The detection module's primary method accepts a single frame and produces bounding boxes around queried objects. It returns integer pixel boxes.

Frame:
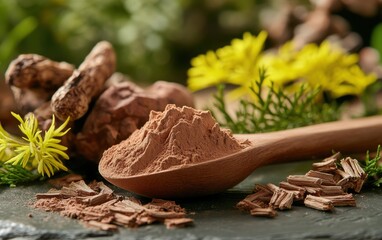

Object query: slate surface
[1,160,382,240]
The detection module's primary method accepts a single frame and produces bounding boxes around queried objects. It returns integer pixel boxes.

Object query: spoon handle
[238,115,382,165]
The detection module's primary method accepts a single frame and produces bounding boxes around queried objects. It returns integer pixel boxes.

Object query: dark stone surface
[1,160,382,240]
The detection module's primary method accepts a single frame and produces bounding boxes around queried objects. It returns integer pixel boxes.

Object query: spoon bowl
[99,116,382,198]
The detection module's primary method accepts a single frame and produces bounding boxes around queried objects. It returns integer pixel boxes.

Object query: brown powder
[99,104,249,177]
[33,180,193,231]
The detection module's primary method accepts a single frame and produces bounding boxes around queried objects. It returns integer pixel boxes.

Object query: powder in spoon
[99,104,250,177]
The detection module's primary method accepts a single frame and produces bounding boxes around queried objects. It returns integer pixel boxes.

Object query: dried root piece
[5,54,75,114]
[304,195,334,211]
[51,41,116,120]
[5,54,74,89]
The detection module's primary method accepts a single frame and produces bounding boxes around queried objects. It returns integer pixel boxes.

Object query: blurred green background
[1,0,381,85]
[0,0,273,84]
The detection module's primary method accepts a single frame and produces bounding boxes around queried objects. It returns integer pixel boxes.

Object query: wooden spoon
[99,116,382,199]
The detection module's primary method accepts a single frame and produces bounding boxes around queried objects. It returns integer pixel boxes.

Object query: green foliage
[0,162,41,187]
[0,112,70,180]
[0,0,266,83]
[211,68,340,133]
[363,145,382,187]
[0,16,37,68]
[371,23,382,64]
[360,81,382,116]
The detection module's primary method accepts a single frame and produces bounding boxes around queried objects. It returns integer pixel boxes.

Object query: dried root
[5,54,74,113]
[5,54,74,89]
[51,41,116,120]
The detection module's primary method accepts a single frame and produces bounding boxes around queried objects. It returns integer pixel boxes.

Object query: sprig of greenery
[211,68,340,133]
[0,162,41,187]
[363,145,382,187]
[0,113,70,185]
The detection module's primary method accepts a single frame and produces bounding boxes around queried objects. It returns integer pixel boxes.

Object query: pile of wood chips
[237,153,367,217]
[33,180,193,231]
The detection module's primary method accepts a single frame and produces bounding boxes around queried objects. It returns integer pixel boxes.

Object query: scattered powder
[33,180,193,231]
[99,104,250,177]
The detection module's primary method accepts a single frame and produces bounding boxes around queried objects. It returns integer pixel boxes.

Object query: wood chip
[340,157,367,193]
[164,218,194,229]
[341,157,357,177]
[304,186,322,195]
[305,170,337,185]
[320,185,346,196]
[287,175,323,187]
[264,183,279,193]
[35,191,63,199]
[279,181,306,201]
[304,195,334,211]
[108,205,138,216]
[238,152,365,219]
[269,189,294,210]
[335,169,351,179]
[312,152,340,172]
[90,181,114,195]
[145,198,186,214]
[145,209,186,219]
[250,207,278,218]
[338,180,356,192]
[322,194,356,207]
[61,180,97,197]
[135,212,158,225]
[76,192,113,206]
[243,191,272,203]
[236,199,268,211]
[113,212,138,227]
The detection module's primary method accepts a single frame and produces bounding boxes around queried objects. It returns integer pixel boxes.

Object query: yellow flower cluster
[0,113,70,177]
[187,31,377,99]
[188,31,268,98]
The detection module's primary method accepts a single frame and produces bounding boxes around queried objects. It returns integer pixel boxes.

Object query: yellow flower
[259,42,299,85]
[187,31,268,95]
[187,51,228,91]
[2,113,70,177]
[187,31,377,100]
[263,41,377,98]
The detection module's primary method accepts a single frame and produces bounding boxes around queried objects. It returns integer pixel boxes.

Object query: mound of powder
[99,104,250,177]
